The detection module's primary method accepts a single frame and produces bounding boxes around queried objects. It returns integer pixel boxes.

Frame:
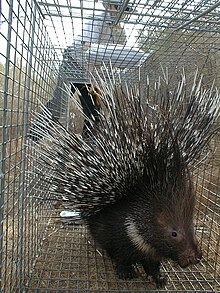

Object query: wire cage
[0,0,220,292]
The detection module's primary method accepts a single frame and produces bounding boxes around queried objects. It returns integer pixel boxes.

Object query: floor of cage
[25,213,219,293]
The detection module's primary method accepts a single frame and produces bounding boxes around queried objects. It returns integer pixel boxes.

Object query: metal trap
[0,0,219,292]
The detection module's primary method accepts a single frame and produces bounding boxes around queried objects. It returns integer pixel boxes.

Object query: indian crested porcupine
[30,68,219,288]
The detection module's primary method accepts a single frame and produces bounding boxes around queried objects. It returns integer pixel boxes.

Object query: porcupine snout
[178,239,202,268]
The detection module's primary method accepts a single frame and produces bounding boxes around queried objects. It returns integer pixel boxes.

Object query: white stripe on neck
[125,217,154,255]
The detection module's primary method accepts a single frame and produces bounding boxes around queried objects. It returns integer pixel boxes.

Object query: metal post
[18,1,37,290]
[0,0,14,291]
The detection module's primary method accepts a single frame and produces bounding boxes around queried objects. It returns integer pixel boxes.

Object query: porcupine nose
[179,246,202,268]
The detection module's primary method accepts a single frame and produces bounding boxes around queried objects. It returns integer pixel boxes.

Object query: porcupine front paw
[148,273,167,288]
[141,259,167,288]
[115,263,137,280]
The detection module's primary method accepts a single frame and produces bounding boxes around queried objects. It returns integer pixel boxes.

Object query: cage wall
[0,0,60,291]
[0,0,220,292]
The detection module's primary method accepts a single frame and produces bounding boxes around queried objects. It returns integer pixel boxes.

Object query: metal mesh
[0,0,219,292]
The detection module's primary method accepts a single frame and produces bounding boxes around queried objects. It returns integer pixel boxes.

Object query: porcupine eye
[172,231,178,237]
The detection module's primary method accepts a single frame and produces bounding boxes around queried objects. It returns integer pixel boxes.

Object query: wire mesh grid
[25,210,218,292]
[0,0,219,292]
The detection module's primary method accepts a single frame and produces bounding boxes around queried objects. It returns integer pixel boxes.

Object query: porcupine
[31,68,219,288]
